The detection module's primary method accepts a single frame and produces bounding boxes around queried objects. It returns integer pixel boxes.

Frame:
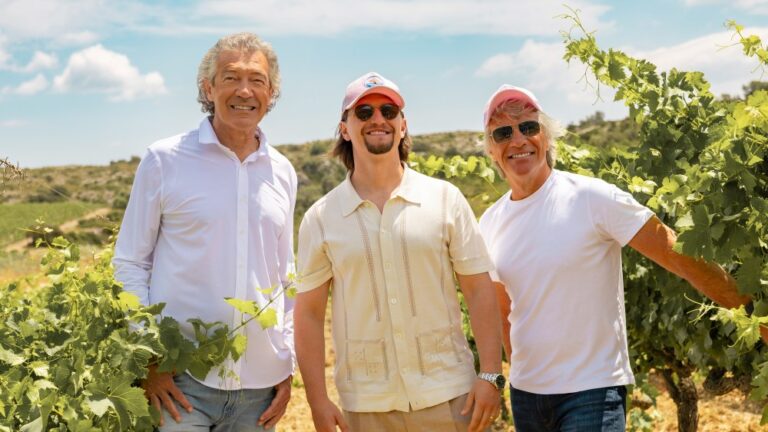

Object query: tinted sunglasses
[491,120,541,143]
[353,103,401,121]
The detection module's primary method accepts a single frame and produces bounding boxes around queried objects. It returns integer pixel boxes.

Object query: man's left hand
[259,375,292,429]
[461,378,501,432]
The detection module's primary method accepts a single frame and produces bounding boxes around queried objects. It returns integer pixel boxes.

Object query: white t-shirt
[478,170,653,394]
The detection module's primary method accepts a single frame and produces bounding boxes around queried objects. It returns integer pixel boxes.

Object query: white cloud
[683,0,768,14]
[54,31,100,47]
[0,0,611,40]
[0,49,57,73]
[1,74,48,95]
[0,119,28,127]
[13,74,48,95]
[19,51,58,72]
[474,26,768,125]
[475,39,614,106]
[195,0,613,36]
[0,0,109,41]
[634,27,768,97]
[53,45,167,101]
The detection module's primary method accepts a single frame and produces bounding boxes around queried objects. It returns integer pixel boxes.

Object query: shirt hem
[339,380,472,412]
[510,374,635,395]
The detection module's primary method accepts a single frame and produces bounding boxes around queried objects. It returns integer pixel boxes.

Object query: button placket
[231,162,250,383]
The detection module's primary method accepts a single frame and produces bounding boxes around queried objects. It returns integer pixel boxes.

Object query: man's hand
[309,396,349,432]
[461,379,501,432]
[259,375,292,429]
[142,364,192,426]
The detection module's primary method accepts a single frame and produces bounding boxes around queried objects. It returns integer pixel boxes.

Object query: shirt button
[390,298,397,305]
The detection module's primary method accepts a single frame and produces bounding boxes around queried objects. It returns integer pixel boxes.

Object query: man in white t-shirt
[477,85,758,431]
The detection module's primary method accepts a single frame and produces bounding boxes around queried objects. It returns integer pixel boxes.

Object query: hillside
[0,119,639,250]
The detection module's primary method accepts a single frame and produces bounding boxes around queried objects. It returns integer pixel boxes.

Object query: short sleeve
[589,181,654,246]
[478,204,502,283]
[447,186,495,275]
[296,206,333,292]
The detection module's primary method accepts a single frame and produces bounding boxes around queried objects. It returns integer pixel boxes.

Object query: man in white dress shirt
[113,33,297,431]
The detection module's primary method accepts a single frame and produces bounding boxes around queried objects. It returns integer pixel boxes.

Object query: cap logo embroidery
[364,75,383,88]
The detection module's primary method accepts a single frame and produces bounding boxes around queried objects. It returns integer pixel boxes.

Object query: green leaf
[19,417,42,432]
[87,376,149,429]
[256,308,278,329]
[29,361,49,378]
[230,334,248,362]
[0,346,25,366]
[117,291,141,310]
[736,257,763,295]
[86,398,114,417]
[224,298,260,317]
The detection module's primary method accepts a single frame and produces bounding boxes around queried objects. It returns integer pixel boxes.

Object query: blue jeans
[160,373,276,432]
[510,385,626,432]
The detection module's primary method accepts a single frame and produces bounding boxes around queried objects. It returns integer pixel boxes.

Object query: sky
[1,0,767,168]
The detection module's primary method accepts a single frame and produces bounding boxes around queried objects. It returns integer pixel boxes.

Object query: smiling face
[487,110,551,196]
[340,93,407,158]
[203,49,273,135]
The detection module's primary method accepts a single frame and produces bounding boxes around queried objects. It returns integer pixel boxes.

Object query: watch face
[495,375,506,389]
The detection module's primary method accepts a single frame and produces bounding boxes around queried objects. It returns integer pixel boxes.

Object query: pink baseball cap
[483,85,542,127]
[341,71,405,114]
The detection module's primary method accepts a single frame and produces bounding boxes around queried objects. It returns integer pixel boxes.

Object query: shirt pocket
[345,338,389,382]
[415,326,466,375]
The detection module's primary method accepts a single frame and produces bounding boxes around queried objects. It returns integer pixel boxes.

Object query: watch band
[478,372,505,390]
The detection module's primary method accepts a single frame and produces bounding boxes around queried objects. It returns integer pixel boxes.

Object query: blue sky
[1,0,767,168]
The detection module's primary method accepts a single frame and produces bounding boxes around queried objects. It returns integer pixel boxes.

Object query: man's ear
[203,79,214,102]
[340,121,351,141]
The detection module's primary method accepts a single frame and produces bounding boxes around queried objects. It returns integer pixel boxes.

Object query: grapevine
[0,237,283,431]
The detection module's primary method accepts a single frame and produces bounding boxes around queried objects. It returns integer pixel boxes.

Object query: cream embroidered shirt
[297,167,494,412]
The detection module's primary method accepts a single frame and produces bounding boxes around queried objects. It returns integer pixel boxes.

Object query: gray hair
[483,100,564,173]
[196,32,281,114]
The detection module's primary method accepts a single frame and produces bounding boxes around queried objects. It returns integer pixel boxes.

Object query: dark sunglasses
[491,120,541,143]
[353,103,401,121]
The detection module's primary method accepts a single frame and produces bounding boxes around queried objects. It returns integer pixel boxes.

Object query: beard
[363,135,395,155]
[364,137,396,155]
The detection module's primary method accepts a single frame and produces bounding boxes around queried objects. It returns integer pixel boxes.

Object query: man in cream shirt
[294,72,504,432]
[113,33,296,431]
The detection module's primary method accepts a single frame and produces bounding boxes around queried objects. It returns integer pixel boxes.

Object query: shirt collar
[339,165,422,217]
[197,117,270,160]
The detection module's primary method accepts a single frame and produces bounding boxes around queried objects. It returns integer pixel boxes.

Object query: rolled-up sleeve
[447,187,495,276]
[113,149,163,306]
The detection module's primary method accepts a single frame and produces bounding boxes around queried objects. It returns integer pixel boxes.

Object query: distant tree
[1,157,24,193]
[743,80,768,97]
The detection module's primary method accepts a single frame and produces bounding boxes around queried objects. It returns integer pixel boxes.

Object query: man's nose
[235,80,253,98]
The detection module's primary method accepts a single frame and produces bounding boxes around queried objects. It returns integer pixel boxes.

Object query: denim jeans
[160,373,276,432]
[510,385,626,432]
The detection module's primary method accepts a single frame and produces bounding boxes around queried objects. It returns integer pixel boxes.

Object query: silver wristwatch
[478,372,506,391]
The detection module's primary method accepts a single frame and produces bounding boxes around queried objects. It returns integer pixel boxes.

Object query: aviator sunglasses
[353,103,401,121]
[491,120,541,143]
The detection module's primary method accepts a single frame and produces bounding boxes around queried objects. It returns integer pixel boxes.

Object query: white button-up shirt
[114,117,297,390]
